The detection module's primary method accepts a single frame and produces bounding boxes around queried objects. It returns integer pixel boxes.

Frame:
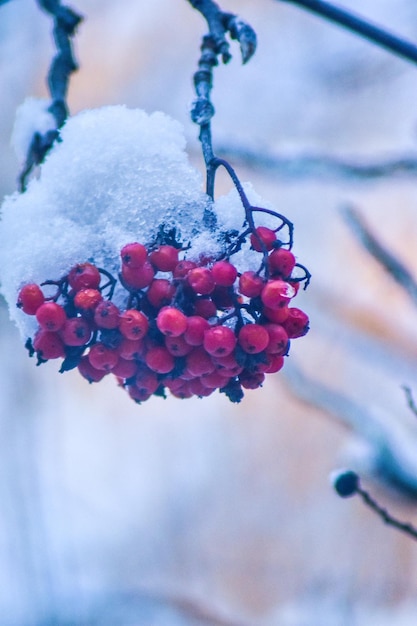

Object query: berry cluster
[17,225,309,404]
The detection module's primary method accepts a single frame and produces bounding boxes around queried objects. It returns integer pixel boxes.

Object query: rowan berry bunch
[17,216,310,404]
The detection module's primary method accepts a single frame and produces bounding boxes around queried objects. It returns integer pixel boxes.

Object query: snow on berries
[1,106,311,404]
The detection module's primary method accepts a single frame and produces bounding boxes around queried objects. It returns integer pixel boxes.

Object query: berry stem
[357,485,417,541]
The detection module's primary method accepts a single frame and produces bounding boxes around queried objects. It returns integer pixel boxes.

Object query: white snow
[11,97,56,163]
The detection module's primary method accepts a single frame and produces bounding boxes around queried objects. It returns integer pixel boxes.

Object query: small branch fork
[333,470,417,542]
[19,0,82,192]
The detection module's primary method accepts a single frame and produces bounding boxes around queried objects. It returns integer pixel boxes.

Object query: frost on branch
[0,106,310,404]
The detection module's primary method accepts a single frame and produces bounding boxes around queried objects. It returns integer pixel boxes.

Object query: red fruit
[268,248,296,277]
[119,310,149,340]
[68,263,101,291]
[186,347,216,377]
[74,288,103,310]
[173,260,197,279]
[282,307,309,338]
[261,280,295,310]
[111,358,138,379]
[187,267,215,295]
[135,367,159,395]
[117,337,145,360]
[146,279,176,309]
[188,378,214,397]
[264,354,285,374]
[184,316,210,346]
[262,305,289,324]
[264,323,289,355]
[149,245,179,272]
[156,306,187,337]
[238,271,264,298]
[33,330,66,360]
[238,324,269,354]
[60,317,92,346]
[121,261,155,290]
[203,326,237,357]
[120,242,147,269]
[170,383,194,399]
[239,371,265,389]
[145,346,175,374]
[211,261,237,287]
[128,386,152,403]
[35,302,67,332]
[250,226,276,252]
[212,353,243,376]
[193,298,217,319]
[200,369,230,389]
[78,355,107,382]
[165,335,193,356]
[164,378,187,393]
[88,343,119,371]
[17,284,45,315]
[93,300,120,329]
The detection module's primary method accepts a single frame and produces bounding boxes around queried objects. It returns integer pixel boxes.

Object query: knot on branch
[191,97,215,125]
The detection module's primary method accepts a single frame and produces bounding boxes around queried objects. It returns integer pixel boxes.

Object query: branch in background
[19,1,82,192]
[343,206,417,307]
[216,144,417,181]
[403,386,417,418]
[332,470,417,541]
[278,0,417,66]
[187,0,256,223]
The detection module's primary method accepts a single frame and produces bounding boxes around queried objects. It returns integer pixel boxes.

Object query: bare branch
[343,206,417,307]
[277,0,417,66]
[403,386,417,418]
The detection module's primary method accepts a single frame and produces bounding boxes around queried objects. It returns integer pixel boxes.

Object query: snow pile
[0,105,278,337]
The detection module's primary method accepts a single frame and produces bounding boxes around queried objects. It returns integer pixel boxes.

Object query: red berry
[239,370,265,389]
[17,284,45,315]
[268,248,296,277]
[173,260,197,279]
[264,354,285,374]
[250,226,276,252]
[149,245,179,272]
[186,347,216,377]
[211,261,237,287]
[165,335,193,356]
[35,302,67,332]
[146,279,176,309]
[121,261,155,290]
[170,383,194,399]
[238,271,264,298]
[128,386,152,403]
[261,280,295,310]
[262,305,289,324]
[120,242,147,269]
[212,353,243,376]
[188,378,214,397]
[74,288,103,310]
[78,355,107,382]
[282,308,309,338]
[193,298,217,319]
[68,263,101,291]
[135,367,160,395]
[156,306,187,337]
[145,346,175,374]
[187,267,215,295]
[238,324,269,354]
[88,343,119,371]
[264,323,289,355]
[184,315,210,346]
[111,358,138,379]
[117,337,145,360]
[60,317,92,346]
[200,369,230,389]
[93,300,120,329]
[203,326,237,357]
[33,330,66,360]
[119,310,149,340]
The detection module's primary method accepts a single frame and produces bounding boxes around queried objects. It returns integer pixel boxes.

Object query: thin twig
[402,385,417,418]
[343,206,417,307]
[19,0,82,191]
[278,0,417,66]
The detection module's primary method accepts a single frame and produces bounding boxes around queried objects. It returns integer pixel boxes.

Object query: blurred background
[2,0,417,624]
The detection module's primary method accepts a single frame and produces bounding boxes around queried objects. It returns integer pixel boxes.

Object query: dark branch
[278,0,417,66]
[403,386,417,418]
[19,1,82,192]
[343,206,417,307]
[333,470,417,541]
